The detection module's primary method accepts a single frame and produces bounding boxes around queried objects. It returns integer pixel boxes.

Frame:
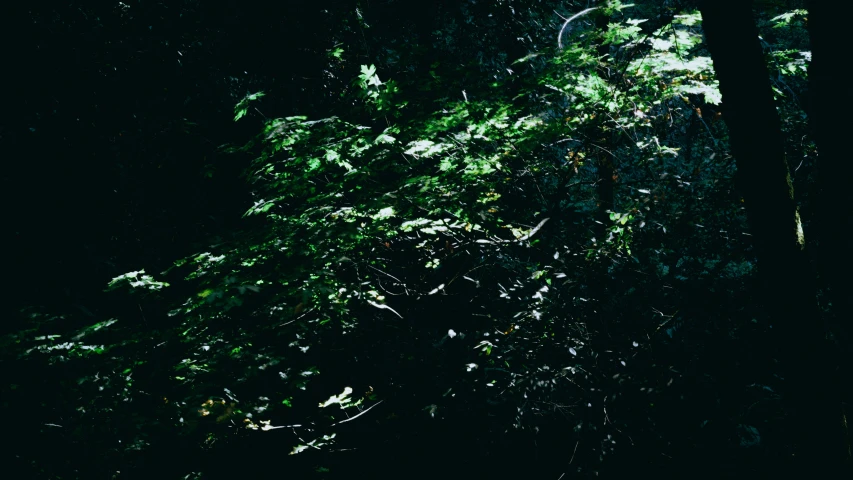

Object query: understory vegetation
[5,1,850,478]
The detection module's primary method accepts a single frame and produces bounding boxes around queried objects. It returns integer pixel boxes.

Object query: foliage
[3,1,824,478]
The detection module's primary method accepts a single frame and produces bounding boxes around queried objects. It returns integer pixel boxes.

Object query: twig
[277,308,313,328]
[367,264,405,286]
[367,300,403,319]
[334,400,384,425]
[476,218,550,244]
[557,7,599,49]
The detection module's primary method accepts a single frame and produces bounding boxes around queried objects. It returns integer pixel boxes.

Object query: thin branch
[475,218,550,244]
[557,7,599,49]
[366,264,405,286]
[589,142,618,159]
[367,300,403,318]
[517,217,550,242]
[334,400,384,425]
[549,137,580,147]
[277,308,313,328]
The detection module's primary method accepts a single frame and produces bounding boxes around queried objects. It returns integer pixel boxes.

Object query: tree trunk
[698,0,846,473]
[805,0,853,464]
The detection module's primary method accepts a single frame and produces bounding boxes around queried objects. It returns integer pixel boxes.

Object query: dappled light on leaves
[3,1,834,478]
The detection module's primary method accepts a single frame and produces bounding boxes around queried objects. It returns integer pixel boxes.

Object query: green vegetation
[4,1,851,478]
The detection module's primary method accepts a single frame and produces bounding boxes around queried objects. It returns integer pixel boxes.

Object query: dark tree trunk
[698,0,847,473]
[806,0,853,464]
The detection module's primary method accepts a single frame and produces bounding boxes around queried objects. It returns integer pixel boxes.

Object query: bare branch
[334,400,384,426]
[367,300,403,319]
[557,7,599,49]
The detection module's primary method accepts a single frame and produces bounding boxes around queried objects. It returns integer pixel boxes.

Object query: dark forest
[3,1,852,478]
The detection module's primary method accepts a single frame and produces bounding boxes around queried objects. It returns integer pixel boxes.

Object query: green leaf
[371,207,395,220]
[375,133,396,144]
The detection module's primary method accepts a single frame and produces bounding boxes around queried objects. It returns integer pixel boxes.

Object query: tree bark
[698,0,846,473]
